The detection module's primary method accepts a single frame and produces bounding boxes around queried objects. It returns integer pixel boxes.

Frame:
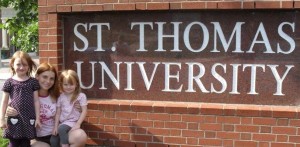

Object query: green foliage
[0,0,38,53]
[0,129,8,147]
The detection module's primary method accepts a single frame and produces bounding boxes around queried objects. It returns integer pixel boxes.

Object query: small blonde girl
[0,51,41,146]
[51,69,87,147]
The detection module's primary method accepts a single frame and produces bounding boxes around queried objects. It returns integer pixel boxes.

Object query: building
[0,7,16,67]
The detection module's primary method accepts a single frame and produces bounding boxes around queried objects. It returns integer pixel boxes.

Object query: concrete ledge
[87,99,300,118]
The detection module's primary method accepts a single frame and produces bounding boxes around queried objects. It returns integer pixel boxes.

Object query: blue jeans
[50,124,71,147]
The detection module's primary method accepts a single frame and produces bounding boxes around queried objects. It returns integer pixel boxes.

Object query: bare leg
[69,129,87,147]
[31,140,50,147]
[62,144,70,147]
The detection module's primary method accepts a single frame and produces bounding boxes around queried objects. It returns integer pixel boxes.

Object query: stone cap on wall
[38,1,298,14]
[87,99,299,118]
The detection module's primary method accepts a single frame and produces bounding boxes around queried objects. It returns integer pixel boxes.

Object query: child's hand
[6,106,18,117]
[70,124,81,132]
[35,119,41,128]
[0,119,7,129]
[52,127,58,136]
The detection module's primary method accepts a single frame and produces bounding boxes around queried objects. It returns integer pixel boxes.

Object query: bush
[0,0,38,53]
[0,129,8,147]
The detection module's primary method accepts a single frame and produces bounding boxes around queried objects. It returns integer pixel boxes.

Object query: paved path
[0,58,11,80]
[0,58,11,100]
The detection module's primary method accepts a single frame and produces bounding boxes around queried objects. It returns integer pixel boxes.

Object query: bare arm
[34,90,41,128]
[52,106,61,135]
[76,105,87,125]
[70,105,87,131]
[0,92,9,128]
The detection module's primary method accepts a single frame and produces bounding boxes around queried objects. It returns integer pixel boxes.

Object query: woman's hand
[6,106,18,117]
[35,119,41,128]
[74,101,82,112]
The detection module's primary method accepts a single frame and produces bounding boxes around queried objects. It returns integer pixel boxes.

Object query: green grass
[0,129,8,147]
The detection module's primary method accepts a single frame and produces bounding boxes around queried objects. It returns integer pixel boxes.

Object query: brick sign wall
[63,10,300,106]
[38,1,300,146]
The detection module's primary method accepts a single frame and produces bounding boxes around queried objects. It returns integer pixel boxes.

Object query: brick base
[83,100,300,147]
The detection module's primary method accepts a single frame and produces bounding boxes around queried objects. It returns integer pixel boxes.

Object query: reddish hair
[9,51,37,76]
[36,63,60,101]
[59,69,81,103]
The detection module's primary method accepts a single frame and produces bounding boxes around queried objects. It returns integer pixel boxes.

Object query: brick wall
[38,0,300,146]
[85,100,300,147]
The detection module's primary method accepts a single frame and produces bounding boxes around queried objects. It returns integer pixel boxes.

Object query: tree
[0,0,38,53]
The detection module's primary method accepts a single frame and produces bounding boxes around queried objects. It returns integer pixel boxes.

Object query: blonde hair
[59,69,81,103]
[36,63,60,102]
[10,51,37,76]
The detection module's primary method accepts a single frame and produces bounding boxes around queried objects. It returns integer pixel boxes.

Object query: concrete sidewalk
[0,55,39,80]
[0,58,12,80]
